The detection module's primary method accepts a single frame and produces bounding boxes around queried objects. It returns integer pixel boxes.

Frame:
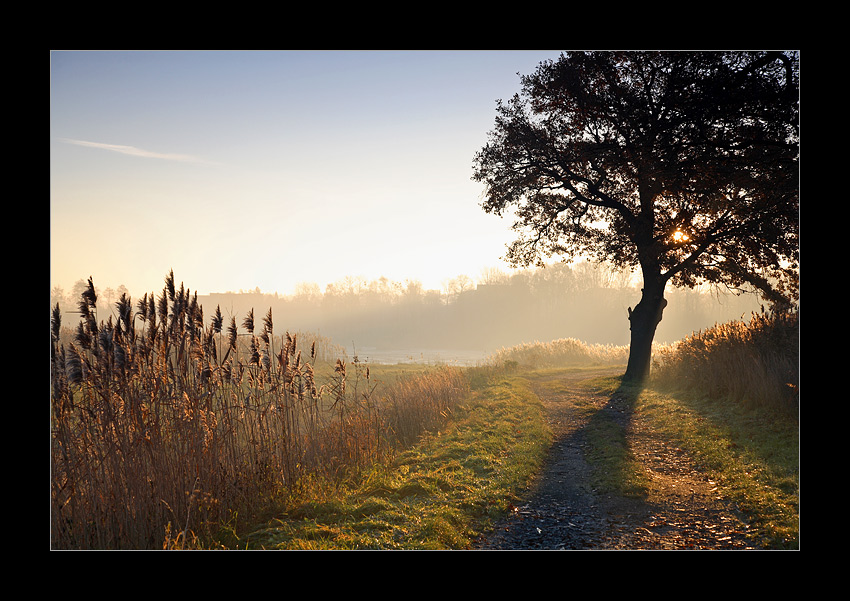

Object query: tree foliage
[472,51,799,308]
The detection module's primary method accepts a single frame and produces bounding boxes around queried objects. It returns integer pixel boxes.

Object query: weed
[487,337,629,369]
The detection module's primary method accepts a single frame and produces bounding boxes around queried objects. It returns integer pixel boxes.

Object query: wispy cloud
[60,138,212,164]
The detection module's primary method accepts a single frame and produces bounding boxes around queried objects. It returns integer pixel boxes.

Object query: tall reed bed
[50,272,468,549]
[651,309,799,414]
[486,337,630,369]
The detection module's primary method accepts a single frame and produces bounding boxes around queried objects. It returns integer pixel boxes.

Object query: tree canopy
[473,51,799,308]
[472,51,799,380]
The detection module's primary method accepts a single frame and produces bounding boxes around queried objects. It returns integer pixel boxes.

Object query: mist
[52,262,763,364]
[174,262,762,363]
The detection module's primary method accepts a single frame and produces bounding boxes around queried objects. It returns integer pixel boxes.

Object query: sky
[50,50,567,299]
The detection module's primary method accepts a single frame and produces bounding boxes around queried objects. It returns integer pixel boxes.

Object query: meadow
[50,273,469,549]
[50,271,798,549]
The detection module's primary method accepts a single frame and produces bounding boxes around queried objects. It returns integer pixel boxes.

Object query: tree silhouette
[473,51,799,381]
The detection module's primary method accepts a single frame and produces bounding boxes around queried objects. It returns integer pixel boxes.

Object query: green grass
[238,373,551,549]
[516,367,798,549]
[531,370,650,499]
[223,360,799,550]
[635,384,799,548]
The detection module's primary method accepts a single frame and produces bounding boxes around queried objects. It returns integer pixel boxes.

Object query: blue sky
[50,50,566,298]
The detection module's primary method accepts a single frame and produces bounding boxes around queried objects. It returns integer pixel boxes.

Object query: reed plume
[50,271,468,549]
[212,305,223,334]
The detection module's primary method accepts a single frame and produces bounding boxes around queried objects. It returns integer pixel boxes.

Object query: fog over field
[51,262,762,365]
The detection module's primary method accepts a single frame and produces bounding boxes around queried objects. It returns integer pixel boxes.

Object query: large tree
[473,51,799,382]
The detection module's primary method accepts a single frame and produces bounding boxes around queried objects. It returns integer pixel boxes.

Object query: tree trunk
[624,278,667,383]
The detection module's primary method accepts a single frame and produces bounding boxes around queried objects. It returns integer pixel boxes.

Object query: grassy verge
[237,373,551,549]
[584,377,652,499]
[532,370,650,499]
[584,374,798,549]
[641,386,798,548]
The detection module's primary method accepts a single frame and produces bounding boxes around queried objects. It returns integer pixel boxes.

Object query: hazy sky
[50,50,567,298]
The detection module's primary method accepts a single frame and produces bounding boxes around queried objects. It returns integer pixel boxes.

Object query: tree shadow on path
[476,368,758,550]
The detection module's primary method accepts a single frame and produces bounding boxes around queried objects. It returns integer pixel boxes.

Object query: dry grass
[243,373,551,549]
[50,272,468,549]
[486,337,629,369]
[651,309,799,415]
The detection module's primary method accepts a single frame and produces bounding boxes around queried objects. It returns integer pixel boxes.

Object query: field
[50,275,798,549]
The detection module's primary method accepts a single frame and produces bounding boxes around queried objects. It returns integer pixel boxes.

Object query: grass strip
[591,375,799,549]
[239,375,551,549]
[543,372,650,499]
[638,386,798,548]
[550,372,798,549]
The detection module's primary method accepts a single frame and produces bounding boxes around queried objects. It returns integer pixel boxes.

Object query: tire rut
[474,367,758,550]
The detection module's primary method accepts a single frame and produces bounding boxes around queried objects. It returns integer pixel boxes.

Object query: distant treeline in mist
[51,263,762,353]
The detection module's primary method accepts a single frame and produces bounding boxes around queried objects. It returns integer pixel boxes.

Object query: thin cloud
[60,138,212,164]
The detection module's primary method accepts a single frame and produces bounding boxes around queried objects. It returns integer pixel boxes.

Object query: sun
[672,230,690,243]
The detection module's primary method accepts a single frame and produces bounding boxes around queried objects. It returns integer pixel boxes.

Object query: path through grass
[240,373,550,549]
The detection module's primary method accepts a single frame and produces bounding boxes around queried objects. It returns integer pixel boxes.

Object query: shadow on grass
[579,375,650,499]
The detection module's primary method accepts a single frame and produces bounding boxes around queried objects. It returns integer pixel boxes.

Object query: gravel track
[474,368,758,550]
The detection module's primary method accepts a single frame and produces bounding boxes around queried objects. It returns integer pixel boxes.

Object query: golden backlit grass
[634,385,799,548]
[651,309,799,415]
[643,311,799,548]
[50,273,470,550]
[487,337,630,369]
[241,373,550,549]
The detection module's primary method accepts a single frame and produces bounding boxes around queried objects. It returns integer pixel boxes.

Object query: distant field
[350,348,488,366]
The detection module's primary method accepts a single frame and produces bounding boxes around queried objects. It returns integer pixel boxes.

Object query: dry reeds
[487,337,630,369]
[651,308,799,413]
[50,271,468,549]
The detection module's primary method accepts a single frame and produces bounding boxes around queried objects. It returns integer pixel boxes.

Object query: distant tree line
[53,262,762,353]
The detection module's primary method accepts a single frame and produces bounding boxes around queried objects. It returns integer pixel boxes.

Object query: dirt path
[475,367,759,550]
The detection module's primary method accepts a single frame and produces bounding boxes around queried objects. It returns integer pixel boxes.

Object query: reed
[486,337,630,369]
[50,271,468,549]
[651,308,799,414]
